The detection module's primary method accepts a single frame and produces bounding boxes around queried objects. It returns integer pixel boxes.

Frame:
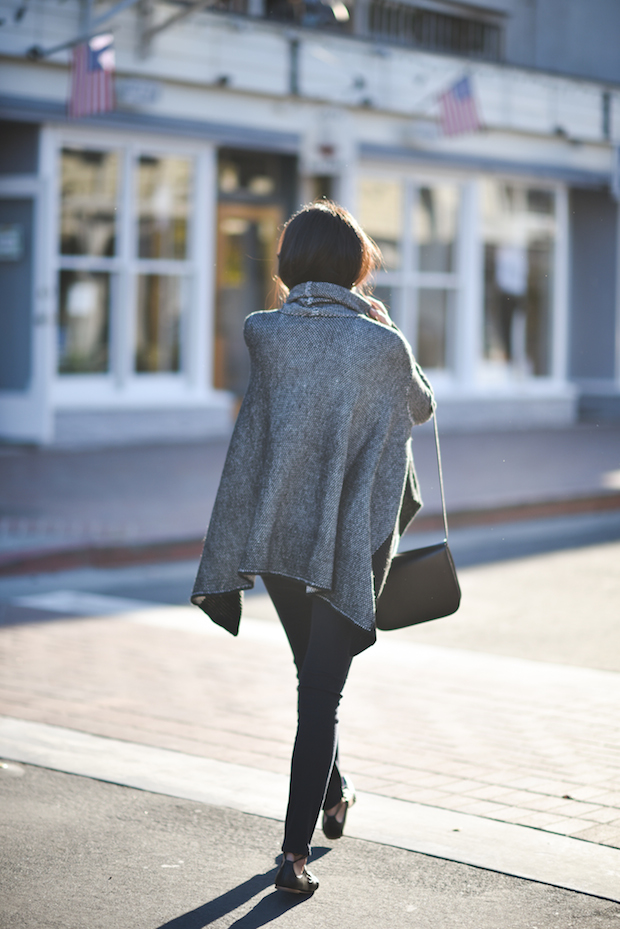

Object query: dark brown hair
[276,201,381,296]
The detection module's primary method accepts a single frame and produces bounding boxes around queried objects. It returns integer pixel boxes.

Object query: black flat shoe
[275,858,319,895]
[322,775,356,840]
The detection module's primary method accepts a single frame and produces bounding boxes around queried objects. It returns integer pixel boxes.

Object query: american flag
[68,33,115,119]
[438,76,481,137]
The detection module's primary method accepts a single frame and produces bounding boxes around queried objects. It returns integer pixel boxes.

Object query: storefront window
[58,270,110,373]
[481,181,555,378]
[60,148,118,256]
[418,289,454,369]
[57,143,195,381]
[358,178,403,270]
[414,186,459,273]
[137,156,191,260]
[359,176,460,372]
[135,274,183,372]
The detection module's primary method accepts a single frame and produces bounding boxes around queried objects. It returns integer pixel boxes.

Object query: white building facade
[1,0,619,444]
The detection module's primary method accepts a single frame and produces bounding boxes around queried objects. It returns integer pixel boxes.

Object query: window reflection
[135,275,183,372]
[418,288,453,369]
[358,179,403,270]
[482,182,555,377]
[215,207,280,395]
[58,271,110,373]
[137,156,191,260]
[414,186,459,272]
[60,148,118,256]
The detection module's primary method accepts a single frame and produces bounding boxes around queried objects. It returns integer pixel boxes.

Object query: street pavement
[4,761,620,929]
[1,422,620,925]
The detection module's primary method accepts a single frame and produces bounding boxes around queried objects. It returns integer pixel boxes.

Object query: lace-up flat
[322,775,356,840]
[274,857,319,895]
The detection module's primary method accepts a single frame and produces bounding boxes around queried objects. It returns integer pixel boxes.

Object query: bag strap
[432,413,450,541]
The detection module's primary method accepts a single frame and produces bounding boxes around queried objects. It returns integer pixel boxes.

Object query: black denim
[262,537,392,856]
[262,574,353,856]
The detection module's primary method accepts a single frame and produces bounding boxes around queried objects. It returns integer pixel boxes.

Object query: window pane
[414,185,459,272]
[60,148,118,256]
[135,275,183,372]
[418,288,454,369]
[137,156,192,259]
[358,179,403,270]
[482,182,555,377]
[58,271,110,373]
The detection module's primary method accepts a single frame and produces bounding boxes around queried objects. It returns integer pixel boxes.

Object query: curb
[410,490,620,532]
[1,491,619,577]
[2,716,620,904]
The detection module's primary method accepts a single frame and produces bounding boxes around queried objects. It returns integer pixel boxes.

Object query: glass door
[214,203,281,396]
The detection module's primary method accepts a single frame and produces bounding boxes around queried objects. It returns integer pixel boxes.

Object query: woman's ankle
[284,852,307,876]
[325,799,346,822]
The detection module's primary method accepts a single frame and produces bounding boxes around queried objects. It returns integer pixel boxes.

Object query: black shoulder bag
[376,415,461,630]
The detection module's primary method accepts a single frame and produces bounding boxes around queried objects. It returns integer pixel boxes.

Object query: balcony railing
[368,2,502,60]
[158,0,501,56]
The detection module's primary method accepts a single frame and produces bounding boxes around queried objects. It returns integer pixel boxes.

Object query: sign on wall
[0,224,23,261]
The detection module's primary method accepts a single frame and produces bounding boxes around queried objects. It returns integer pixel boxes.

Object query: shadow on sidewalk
[155,849,331,929]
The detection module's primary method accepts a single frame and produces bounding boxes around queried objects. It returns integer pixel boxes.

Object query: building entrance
[0,192,51,443]
[214,202,282,396]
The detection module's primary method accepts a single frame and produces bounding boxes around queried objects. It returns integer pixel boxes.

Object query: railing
[367,2,502,60]
[171,0,500,56]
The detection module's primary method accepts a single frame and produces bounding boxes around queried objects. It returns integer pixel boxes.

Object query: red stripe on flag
[439,78,481,137]
[68,40,115,119]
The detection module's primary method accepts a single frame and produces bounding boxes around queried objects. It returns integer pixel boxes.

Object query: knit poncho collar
[282,281,373,317]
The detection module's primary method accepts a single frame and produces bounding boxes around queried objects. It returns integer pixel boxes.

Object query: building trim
[0,94,300,155]
[359,142,611,188]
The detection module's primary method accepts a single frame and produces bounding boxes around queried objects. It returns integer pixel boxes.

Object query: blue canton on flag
[439,75,482,137]
[69,33,115,119]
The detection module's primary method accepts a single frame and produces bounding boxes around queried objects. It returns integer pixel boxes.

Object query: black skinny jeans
[263,575,353,856]
[262,539,392,857]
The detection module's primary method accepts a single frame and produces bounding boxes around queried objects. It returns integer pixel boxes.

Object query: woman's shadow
[154,848,331,929]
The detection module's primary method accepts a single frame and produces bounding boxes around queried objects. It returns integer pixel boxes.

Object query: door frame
[0,173,54,444]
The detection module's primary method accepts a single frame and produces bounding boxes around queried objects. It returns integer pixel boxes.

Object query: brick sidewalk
[1,541,619,853]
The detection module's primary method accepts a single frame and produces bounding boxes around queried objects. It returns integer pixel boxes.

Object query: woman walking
[192,201,434,895]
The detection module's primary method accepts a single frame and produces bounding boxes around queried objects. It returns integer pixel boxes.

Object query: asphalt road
[2,762,620,929]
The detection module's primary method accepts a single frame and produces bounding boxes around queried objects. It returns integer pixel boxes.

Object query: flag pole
[80,0,94,32]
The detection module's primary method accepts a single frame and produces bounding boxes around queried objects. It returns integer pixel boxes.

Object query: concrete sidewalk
[1,422,619,573]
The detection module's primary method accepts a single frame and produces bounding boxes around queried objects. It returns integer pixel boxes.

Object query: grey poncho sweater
[192,281,435,651]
